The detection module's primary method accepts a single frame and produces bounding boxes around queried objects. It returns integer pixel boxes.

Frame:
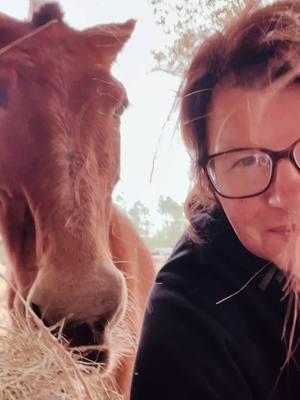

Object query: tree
[114,193,128,216]
[158,196,184,220]
[150,196,186,247]
[128,201,152,240]
[150,0,250,75]
[114,195,187,250]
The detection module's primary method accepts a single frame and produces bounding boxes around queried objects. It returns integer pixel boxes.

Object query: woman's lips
[269,227,292,233]
[267,225,296,234]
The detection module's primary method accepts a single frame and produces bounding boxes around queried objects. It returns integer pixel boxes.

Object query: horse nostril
[52,321,108,365]
[93,316,109,332]
[84,349,108,364]
[31,302,42,319]
[63,322,95,347]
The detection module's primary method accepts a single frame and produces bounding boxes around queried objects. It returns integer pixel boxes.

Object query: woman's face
[208,85,300,268]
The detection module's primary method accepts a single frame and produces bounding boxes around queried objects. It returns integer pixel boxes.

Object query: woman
[131,1,300,399]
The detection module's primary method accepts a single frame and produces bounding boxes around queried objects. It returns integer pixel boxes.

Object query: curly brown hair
[180,0,300,240]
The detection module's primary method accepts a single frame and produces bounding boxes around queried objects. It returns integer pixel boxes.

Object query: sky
[0,0,191,222]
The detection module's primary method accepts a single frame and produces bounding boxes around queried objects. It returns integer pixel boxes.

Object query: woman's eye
[241,157,255,166]
[232,156,256,169]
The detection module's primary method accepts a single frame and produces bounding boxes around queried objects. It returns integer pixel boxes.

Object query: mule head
[0,2,135,369]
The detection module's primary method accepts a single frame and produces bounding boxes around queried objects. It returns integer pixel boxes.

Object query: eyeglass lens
[207,141,300,198]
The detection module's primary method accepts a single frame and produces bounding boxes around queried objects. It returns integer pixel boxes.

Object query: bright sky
[0,0,191,222]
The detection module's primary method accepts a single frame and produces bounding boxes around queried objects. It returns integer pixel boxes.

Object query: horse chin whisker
[73,344,109,353]
[113,260,131,264]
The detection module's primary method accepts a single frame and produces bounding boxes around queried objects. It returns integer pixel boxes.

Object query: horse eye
[0,82,8,108]
[113,102,127,119]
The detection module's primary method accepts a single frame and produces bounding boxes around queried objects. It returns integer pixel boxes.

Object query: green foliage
[114,194,128,215]
[150,0,248,75]
[128,200,152,239]
[115,194,186,250]
[150,195,186,248]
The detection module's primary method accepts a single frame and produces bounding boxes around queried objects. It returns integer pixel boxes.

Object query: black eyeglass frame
[198,137,300,199]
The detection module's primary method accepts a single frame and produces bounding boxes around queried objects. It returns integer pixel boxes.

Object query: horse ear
[82,19,136,69]
[31,2,64,27]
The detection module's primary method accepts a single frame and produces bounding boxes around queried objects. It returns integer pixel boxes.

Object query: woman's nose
[266,158,300,207]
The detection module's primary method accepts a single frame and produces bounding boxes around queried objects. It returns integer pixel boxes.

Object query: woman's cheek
[217,197,266,258]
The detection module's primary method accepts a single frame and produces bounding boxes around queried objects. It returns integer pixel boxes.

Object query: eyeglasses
[199,138,300,199]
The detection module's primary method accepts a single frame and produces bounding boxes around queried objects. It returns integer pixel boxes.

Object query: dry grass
[0,275,130,400]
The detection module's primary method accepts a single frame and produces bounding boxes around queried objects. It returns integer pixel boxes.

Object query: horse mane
[32,3,64,27]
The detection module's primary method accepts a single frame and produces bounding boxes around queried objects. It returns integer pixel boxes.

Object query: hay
[0,275,132,400]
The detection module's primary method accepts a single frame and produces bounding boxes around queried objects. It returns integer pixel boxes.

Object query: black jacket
[131,208,300,400]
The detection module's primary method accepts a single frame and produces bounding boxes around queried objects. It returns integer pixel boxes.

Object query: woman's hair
[181,0,300,238]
